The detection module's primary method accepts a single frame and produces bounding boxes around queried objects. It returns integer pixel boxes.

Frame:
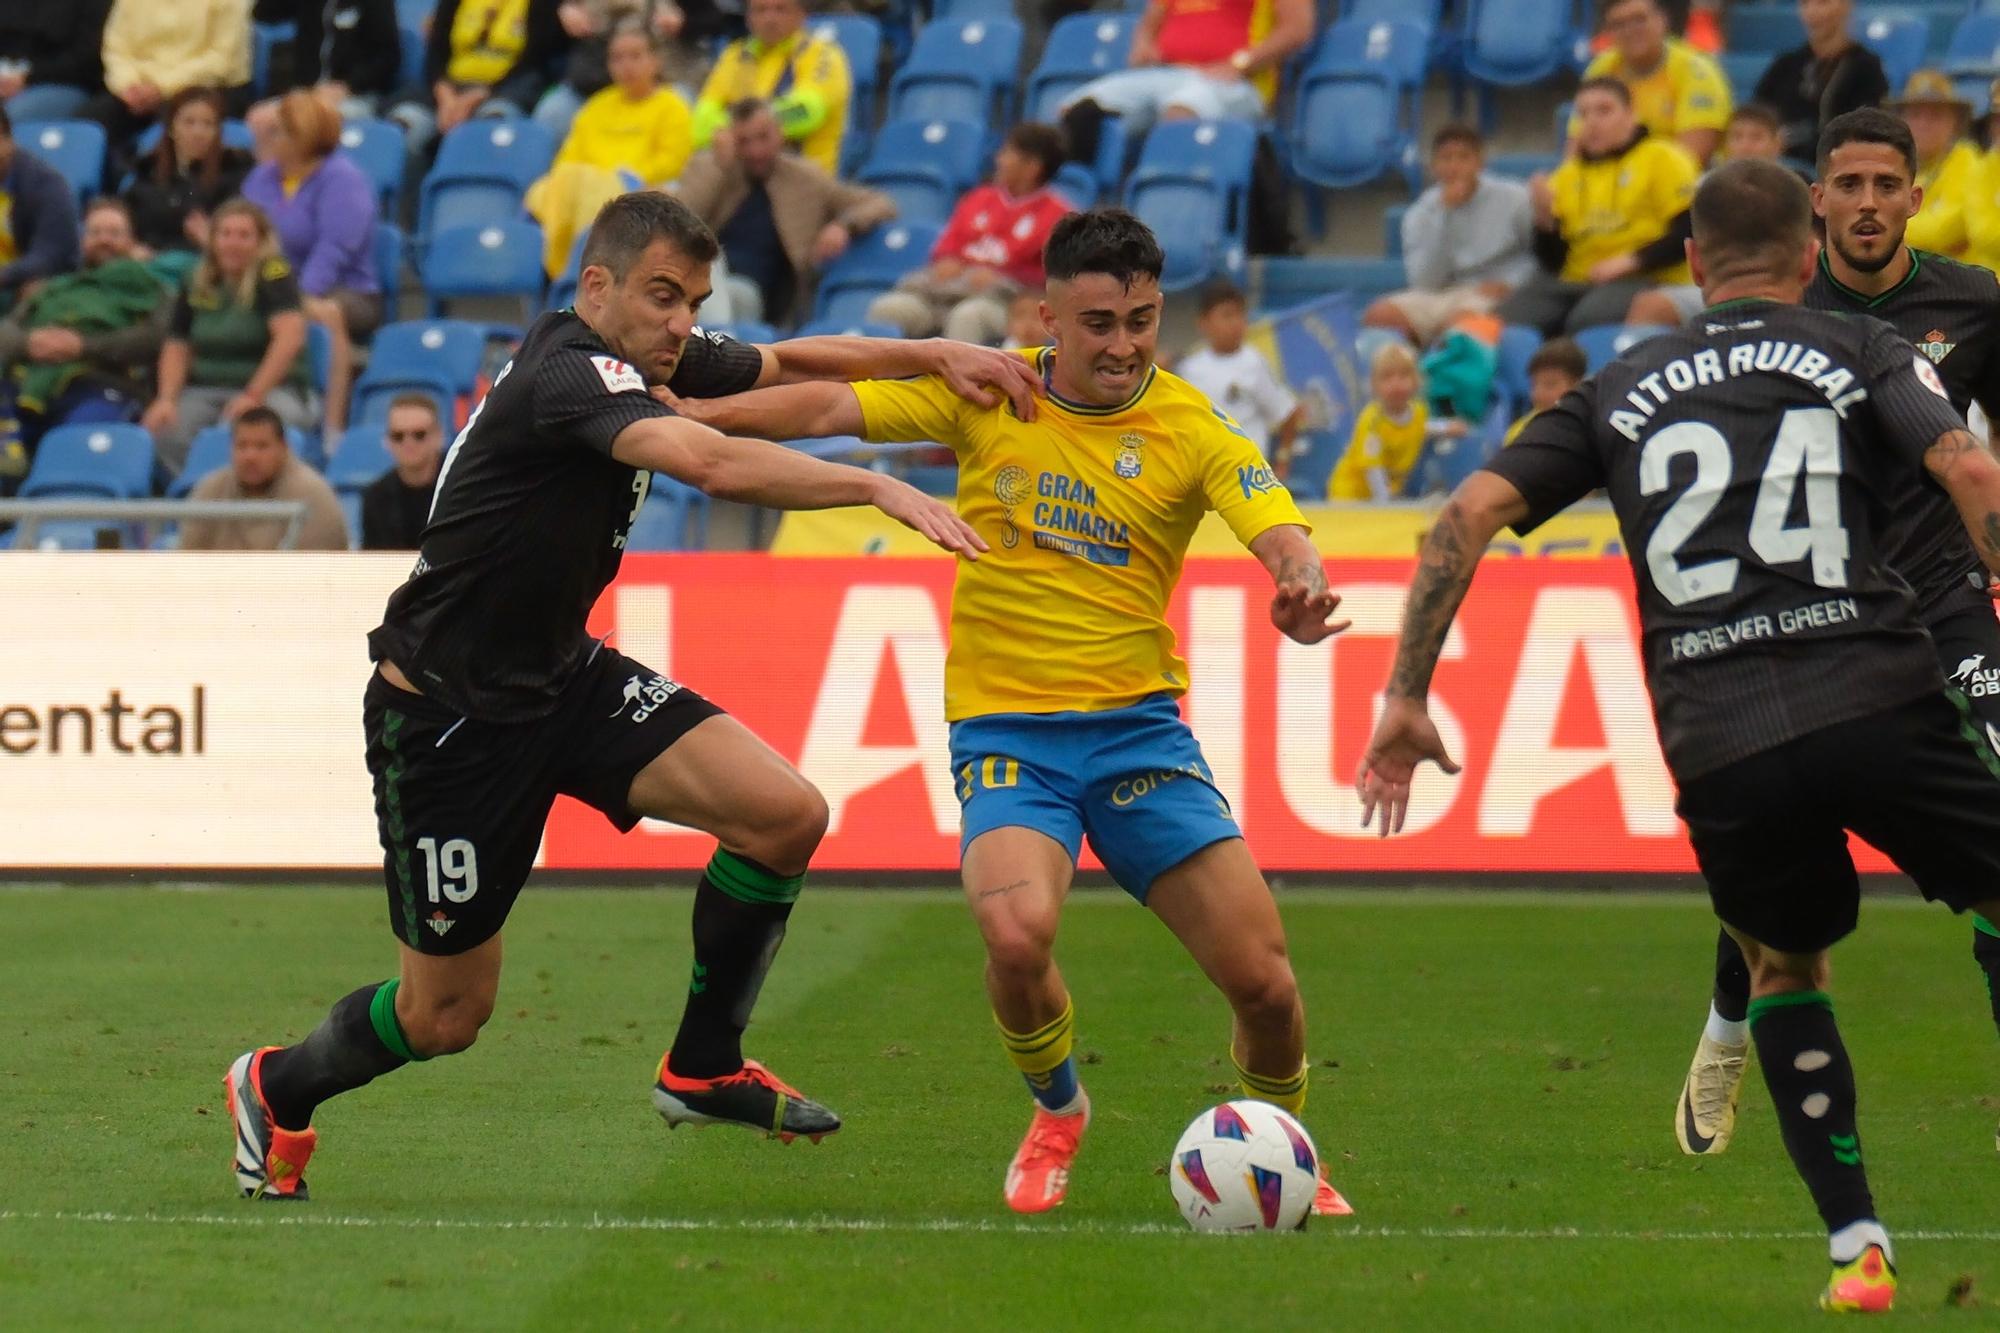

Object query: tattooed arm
[1924,427,2000,575]
[1356,471,1531,835]
[1249,524,1350,644]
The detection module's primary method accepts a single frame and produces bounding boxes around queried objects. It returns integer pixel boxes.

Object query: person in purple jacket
[241,89,381,434]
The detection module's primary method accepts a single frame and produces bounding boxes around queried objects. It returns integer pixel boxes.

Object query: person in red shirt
[867,123,1075,345]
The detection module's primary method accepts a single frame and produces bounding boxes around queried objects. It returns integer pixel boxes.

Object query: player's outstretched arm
[1247,524,1349,644]
[1357,470,1530,836]
[610,414,987,558]
[665,380,865,441]
[758,336,1041,419]
[1925,427,2000,575]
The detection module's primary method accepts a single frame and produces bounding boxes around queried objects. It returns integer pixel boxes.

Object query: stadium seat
[418,120,557,247]
[306,321,333,397]
[1494,324,1543,414]
[1946,12,2000,81]
[1485,151,1562,180]
[929,0,1016,17]
[352,319,487,422]
[21,423,154,499]
[340,119,408,217]
[395,0,434,25]
[886,18,1024,128]
[791,318,902,340]
[1574,322,1673,373]
[903,463,959,495]
[813,14,883,175]
[420,221,547,319]
[1719,52,1771,103]
[1289,60,1419,198]
[1052,161,1098,207]
[16,121,106,204]
[857,118,989,204]
[1125,120,1258,291]
[1383,203,1407,260]
[855,165,954,225]
[326,424,395,491]
[624,475,709,551]
[1462,0,1583,88]
[1026,12,1138,123]
[1856,13,1930,90]
[400,25,425,87]
[814,222,941,326]
[1314,18,1430,90]
[1726,5,1806,58]
[168,425,234,498]
[376,222,406,300]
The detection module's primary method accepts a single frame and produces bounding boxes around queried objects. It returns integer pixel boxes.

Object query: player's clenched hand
[929,340,1042,421]
[1270,584,1350,644]
[1356,696,1461,837]
[870,475,989,560]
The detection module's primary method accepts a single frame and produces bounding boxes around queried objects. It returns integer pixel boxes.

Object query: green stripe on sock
[1975,915,2000,940]
[380,710,419,948]
[706,849,806,905]
[369,979,426,1063]
[1747,989,1832,1022]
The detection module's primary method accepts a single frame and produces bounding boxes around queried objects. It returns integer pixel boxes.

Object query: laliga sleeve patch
[1912,353,1949,400]
[590,354,646,394]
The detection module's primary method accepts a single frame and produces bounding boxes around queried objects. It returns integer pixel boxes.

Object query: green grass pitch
[2,885,1996,1330]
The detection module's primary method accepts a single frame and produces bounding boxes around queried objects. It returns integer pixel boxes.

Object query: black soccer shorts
[362,647,723,955]
[1929,601,2000,740]
[1676,689,2000,954]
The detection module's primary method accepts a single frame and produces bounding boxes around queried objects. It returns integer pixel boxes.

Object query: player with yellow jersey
[678,210,1353,1220]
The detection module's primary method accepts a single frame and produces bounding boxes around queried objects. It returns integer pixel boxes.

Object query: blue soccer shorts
[946,693,1241,902]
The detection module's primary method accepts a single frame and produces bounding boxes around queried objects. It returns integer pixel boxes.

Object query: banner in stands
[1,552,1897,875]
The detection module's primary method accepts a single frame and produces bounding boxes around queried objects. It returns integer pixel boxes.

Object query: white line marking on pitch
[3,1210,1999,1242]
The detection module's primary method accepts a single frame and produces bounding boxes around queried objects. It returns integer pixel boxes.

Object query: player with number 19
[1359,159,2000,1313]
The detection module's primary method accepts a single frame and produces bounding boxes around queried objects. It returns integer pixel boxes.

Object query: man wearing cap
[1892,70,1980,259]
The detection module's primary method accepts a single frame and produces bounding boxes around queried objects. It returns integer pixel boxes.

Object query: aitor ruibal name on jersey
[1487,300,1969,780]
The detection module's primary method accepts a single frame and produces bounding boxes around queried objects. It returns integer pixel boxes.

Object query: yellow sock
[998,1000,1082,1112]
[1233,1048,1308,1116]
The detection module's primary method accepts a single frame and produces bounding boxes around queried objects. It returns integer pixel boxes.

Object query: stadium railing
[0,499,312,551]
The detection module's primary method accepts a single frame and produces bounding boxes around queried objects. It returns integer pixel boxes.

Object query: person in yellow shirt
[667,208,1354,1222]
[1892,71,1981,260]
[1500,77,1699,335]
[385,0,566,153]
[1330,341,1430,500]
[690,0,850,174]
[528,21,695,274]
[1501,336,1586,446]
[1577,0,1731,164]
[90,0,253,153]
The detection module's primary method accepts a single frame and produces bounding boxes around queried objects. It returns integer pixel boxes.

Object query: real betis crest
[1917,328,1955,363]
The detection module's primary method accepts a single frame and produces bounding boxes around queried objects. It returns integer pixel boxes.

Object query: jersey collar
[1035,345,1157,415]
[1816,246,1921,308]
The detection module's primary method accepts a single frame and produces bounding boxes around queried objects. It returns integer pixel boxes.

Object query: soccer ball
[1167,1099,1320,1232]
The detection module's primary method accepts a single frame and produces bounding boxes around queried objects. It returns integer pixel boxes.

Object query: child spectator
[1329,342,1430,502]
[1503,337,1586,445]
[1175,281,1302,476]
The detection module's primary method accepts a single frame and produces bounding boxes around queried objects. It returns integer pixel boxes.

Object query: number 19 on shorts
[417,836,479,904]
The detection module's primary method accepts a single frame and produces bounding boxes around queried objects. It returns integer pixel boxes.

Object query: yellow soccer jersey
[1546,133,1698,283]
[1908,139,1981,259]
[1577,39,1731,146]
[1329,401,1428,500]
[852,348,1310,721]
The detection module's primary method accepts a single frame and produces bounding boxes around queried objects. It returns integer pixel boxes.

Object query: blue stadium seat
[326,424,395,491]
[1574,322,1673,373]
[814,222,942,325]
[1855,12,1930,89]
[1052,160,1098,207]
[1289,68,1415,195]
[1727,5,1805,58]
[546,231,588,312]
[396,0,434,25]
[420,221,546,318]
[306,321,333,396]
[857,118,985,223]
[792,318,903,340]
[1485,151,1561,180]
[1462,0,1583,88]
[1314,18,1430,89]
[339,119,408,217]
[252,22,292,94]
[1027,12,1137,123]
[22,423,154,499]
[1494,324,1543,414]
[625,475,708,551]
[1125,120,1258,291]
[929,0,1016,17]
[17,121,105,204]
[1383,203,1407,259]
[400,25,425,88]
[168,425,234,497]
[1719,52,1771,103]
[352,318,486,422]
[903,463,959,495]
[887,18,1024,127]
[812,14,882,175]
[376,222,406,299]
[418,119,556,246]
[1946,12,2000,81]
[855,166,953,225]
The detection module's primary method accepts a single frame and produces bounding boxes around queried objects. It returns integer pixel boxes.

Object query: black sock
[665,851,804,1080]
[1748,991,1877,1240]
[1712,927,1751,1024]
[259,980,419,1131]
[1975,921,2000,1039]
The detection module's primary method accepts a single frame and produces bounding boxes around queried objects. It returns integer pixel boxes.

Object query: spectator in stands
[124,89,255,263]
[690,0,849,175]
[281,0,405,124]
[387,0,568,153]
[1061,0,1312,156]
[1176,280,1300,476]
[1892,70,1979,260]
[360,392,444,549]
[179,405,348,550]
[1965,82,2000,274]
[0,197,165,448]
[865,124,1073,346]
[87,0,254,165]
[1004,288,1046,349]
[1625,103,1790,325]
[1577,0,1731,165]
[0,106,83,309]
[1753,0,1889,162]
[0,2,113,124]
[142,199,317,476]
[1502,336,1586,446]
[1499,77,1697,336]
[242,89,379,431]
[1329,341,1430,502]
[674,97,895,325]
[1362,124,1535,348]
[536,0,699,140]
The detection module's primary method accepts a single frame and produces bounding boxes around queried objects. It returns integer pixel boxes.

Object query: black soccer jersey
[367,313,763,720]
[1488,299,1966,780]
[1804,248,2000,620]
